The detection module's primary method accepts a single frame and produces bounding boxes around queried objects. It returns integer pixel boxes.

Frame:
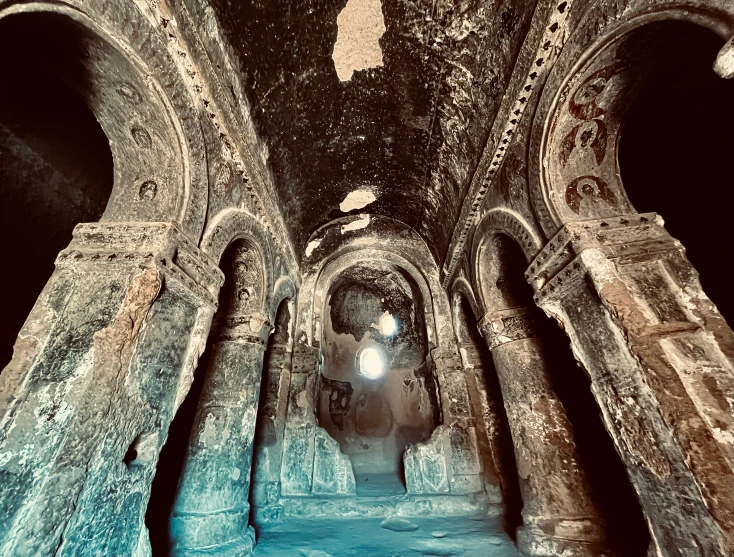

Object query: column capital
[478,307,538,350]
[212,312,272,345]
[56,222,224,308]
[525,213,680,303]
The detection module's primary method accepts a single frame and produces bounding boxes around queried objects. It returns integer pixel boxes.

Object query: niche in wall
[0,13,114,370]
[318,263,438,494]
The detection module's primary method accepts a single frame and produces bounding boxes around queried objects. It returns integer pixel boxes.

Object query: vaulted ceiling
[209,0,538,261]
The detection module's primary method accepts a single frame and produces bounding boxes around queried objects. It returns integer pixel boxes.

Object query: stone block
[312,427,356,495]
[280,423,315,495]
[404,426,450,494]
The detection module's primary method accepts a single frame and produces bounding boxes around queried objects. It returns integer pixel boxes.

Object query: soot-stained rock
[204,0,539,259]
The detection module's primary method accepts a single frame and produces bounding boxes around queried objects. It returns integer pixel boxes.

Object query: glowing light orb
[358,346,386,380]
[378,312,397,336]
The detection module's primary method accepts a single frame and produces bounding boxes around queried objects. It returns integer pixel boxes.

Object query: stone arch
[449,275,481,334]
[296,214,454,351]
[470,208,541,315]
[0,2,209,238]
[201,208,282,317]
[280,215,485,500]
[269,276,298,324]
[528,0,732,237]
[311,250,439,351]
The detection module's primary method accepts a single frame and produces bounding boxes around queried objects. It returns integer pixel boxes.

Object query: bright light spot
[378,312,397,336]
[359,346,386,380]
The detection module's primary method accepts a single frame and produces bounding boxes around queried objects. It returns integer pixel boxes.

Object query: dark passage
[0,14,113,371]
[619,22,734,325]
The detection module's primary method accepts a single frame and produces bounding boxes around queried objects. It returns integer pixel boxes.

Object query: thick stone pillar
[171,242,271,557]
[0,222,222,557]
[478,308,607,557]
[527,214,734,556]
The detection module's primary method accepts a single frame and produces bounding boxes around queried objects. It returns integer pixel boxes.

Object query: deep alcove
[318,263,436,495]
[0,13,114,371]
[619,21,734,325]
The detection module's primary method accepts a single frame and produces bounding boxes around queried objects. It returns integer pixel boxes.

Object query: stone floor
[354,472,407,497]
[251,514,521,557]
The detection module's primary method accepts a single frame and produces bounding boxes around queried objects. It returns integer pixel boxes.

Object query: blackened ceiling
[209,0,538,260]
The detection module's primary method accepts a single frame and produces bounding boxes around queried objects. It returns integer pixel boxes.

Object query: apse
[318,263,437,494]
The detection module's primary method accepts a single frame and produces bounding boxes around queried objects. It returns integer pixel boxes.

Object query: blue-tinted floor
[251,515,521,557]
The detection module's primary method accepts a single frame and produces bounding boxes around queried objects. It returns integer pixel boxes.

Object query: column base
[517,517,609,557]
[172,526,256,557]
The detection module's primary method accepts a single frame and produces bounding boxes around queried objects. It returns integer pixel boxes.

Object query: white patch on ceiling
[371,311,397,336]
[332,0,386,82]
[339,189,376,212]
[341,214,371,233]
[305,239,322,257]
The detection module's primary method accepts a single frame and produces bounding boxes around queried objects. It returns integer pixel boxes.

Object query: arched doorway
[317,263,438,495]
[0,13,114,370]
[618,21,734,325]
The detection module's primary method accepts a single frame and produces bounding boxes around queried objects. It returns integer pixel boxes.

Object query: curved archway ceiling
[209,0,538,259]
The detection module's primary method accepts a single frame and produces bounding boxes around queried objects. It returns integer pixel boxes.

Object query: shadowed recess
[0,13,113,371]
[619,21,734,325]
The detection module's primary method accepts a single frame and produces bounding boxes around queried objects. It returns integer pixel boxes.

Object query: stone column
[458,342,509,504]
[170,242,271,557]
[280,344,320,495]
[403,348,484,497]
[0,222,222,557]
[527,214,734,557]
[478,308,608,557]
[251,342,293,523]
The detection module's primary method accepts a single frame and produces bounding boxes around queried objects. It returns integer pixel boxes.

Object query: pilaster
[528,213,734,556]
[0,221,222,557]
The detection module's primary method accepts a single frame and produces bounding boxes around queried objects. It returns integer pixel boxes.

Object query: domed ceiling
[207,0,539,261]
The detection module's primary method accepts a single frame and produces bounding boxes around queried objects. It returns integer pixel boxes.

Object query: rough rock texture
[195,0,540,258]
[3,0,734,556]
[0,223,222,557]
[528,215,734,556]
